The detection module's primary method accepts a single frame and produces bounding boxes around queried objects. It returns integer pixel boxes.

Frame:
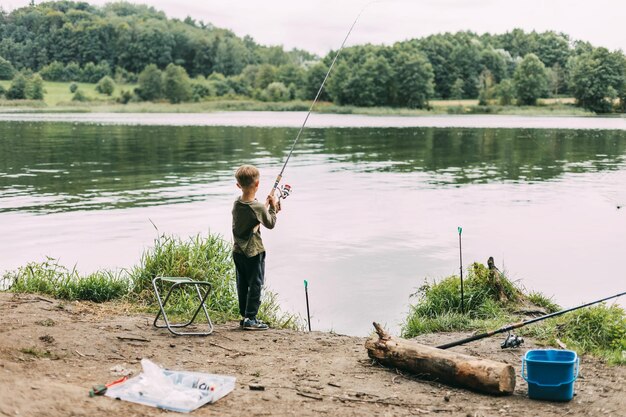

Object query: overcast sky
[3,0,626,55]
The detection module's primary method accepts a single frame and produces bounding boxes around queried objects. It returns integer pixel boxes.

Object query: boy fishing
[232,165,280,330]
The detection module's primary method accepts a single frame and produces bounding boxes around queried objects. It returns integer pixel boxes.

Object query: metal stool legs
[152,277,213,336]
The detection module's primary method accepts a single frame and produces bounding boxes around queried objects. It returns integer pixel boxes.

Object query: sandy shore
[0,293,624,416]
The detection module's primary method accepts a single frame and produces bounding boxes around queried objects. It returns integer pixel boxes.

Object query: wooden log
[365,323,515,396]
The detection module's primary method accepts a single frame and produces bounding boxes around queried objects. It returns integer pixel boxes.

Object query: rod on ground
[458,226,464,314]
[437,290,626,349]
[304,279,311,332]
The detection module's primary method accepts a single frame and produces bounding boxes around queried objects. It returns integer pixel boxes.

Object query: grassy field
[0,80,590,116]
[0,79,127,106]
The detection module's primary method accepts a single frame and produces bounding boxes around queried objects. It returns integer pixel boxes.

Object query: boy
[232,165,280,330]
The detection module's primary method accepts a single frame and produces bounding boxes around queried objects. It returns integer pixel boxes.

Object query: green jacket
[232,197,277,257]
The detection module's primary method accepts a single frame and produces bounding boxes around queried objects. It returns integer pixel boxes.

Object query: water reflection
[1,122,625,214]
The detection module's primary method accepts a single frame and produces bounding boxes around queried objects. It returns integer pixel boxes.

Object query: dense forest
[1,1,625,113]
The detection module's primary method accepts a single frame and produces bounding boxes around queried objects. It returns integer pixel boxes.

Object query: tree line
[0,1,625,113]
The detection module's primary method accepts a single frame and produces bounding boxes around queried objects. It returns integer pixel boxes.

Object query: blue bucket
[522,349,579,401]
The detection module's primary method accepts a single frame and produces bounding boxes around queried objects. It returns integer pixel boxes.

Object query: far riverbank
[0,111,625,130]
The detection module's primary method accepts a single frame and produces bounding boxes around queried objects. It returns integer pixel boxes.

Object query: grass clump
[19,347,59,359]
[5,258,128,302]
[528,305,626,365]
[527,291,560,313]
[130,233,239,319]
[402,261,522,338]
[402,260,626,364]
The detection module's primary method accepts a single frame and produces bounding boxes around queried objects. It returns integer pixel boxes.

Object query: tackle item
[501,332,524,349]
[89,376,128,397]
[437,290,626,349]
[304,279,312,332]
[105,359,235,412]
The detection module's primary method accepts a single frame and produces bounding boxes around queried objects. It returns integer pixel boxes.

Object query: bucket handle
[522,357,579,387]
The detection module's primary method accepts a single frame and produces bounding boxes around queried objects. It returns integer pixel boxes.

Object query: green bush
[40,61,67,81]
[96,75,115,95]
[26,74,45,100]
[136,64,163,101]
[65,62,82,82]
[191,82,211,101]
[69,82,78,93]
[82,61,111,83]
[5,74,28,99]
[495,79,515,105]
[0,56,15,80]
[117,89,133,104]
[264,82,290,102]
[114,66,137,84]
[72,89,89,102]
[163,63,192,103]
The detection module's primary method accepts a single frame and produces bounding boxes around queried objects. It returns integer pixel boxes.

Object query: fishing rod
[268,2,376,199]
[436,290,626,350]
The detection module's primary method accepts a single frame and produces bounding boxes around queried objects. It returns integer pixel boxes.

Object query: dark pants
[233,251,265,319]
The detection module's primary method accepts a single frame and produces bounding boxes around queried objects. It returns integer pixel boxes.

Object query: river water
[1,113,625,336]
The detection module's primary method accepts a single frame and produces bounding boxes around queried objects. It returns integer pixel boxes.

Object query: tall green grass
[402,262,522,336]
[523,305,626,365]
[1,233,298,328]
[129,233,244,323]
[402,261,626,364]
[5,257,128,302]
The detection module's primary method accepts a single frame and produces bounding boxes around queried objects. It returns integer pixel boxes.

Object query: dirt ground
[0,293,624,417]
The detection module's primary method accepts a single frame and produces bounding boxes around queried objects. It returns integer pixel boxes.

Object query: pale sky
[2,0,625,56]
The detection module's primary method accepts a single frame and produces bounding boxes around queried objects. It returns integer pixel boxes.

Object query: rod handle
[269,174,282,197]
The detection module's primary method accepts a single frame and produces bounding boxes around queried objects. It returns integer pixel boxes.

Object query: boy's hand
[266,194,280,212]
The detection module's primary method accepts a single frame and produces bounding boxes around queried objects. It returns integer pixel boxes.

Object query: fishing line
[596,167,626,210]
[269,1,379,197]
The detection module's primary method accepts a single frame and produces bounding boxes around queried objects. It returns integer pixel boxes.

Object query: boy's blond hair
[235,165,260,188]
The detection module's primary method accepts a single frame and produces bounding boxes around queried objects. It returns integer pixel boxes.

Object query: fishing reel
[501,332,524,349]
[277,184,292,201]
